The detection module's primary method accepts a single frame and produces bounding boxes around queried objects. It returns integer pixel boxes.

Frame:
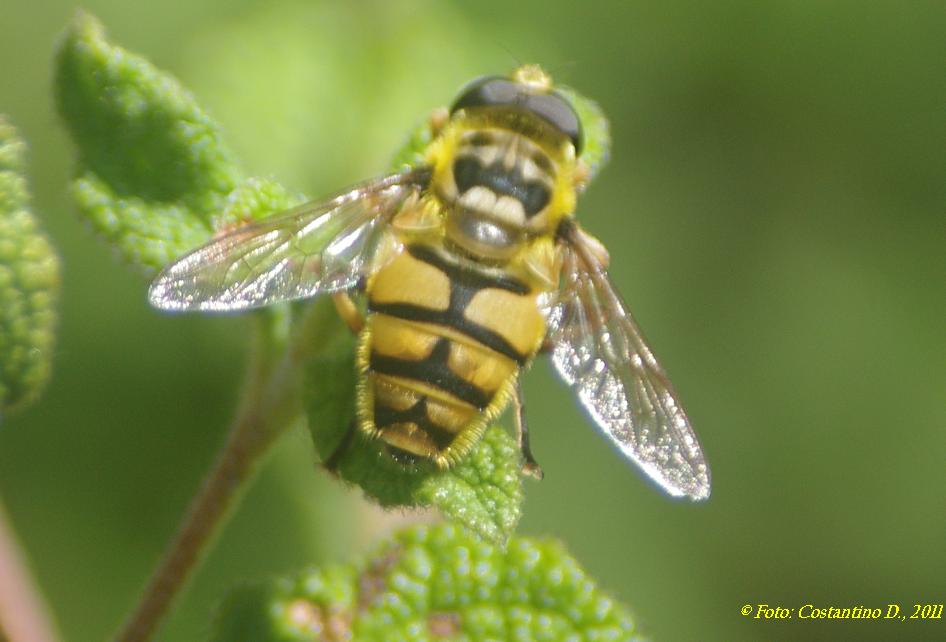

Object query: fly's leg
[513,382,544,480]
[332,292,364,335]
[323,420,357,473]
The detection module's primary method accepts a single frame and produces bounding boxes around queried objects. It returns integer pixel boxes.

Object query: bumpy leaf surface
[0,118,60,414]
[55,11,243,271]
[212,523,643,642]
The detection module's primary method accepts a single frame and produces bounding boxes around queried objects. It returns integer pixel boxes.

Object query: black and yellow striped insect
[149,65,710,500]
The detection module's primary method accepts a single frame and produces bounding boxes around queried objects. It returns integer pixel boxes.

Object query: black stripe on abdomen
[369,338,491,409]
[406,244,530,295]
[368,302,527,364]
[368,244,532,365]
[373,398,457,451]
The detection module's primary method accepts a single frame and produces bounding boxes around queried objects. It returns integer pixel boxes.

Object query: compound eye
[450,76,518,113]
[529,92,583,155]
[450,76,584,155]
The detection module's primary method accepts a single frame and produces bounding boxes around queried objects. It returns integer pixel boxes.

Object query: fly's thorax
[426,116,577,262]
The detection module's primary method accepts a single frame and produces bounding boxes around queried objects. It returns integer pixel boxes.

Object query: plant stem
[0,499,61,642]
[113,390,277,642]
[114,301,337,642]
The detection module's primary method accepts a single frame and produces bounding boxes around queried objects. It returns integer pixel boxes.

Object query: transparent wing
[149,171,427,311]
[545,222,711,500]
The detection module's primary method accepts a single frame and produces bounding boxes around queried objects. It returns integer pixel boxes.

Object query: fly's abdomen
[359,243,545,465]
[365,317,515,459]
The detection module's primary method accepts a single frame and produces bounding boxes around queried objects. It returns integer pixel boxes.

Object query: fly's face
[427,67,581,261]
[435,128,562,260]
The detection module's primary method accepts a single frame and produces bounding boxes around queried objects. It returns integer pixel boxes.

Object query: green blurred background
[2,0,944,640]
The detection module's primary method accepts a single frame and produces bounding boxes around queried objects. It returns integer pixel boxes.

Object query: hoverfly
[149,65,710,500]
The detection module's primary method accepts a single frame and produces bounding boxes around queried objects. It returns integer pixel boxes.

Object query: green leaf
[218,177,305,228]
[306,330,524,546]
[54,11,244,271]
[0,118,61,415]
[389,116,435,173]
[212,522,643,642]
